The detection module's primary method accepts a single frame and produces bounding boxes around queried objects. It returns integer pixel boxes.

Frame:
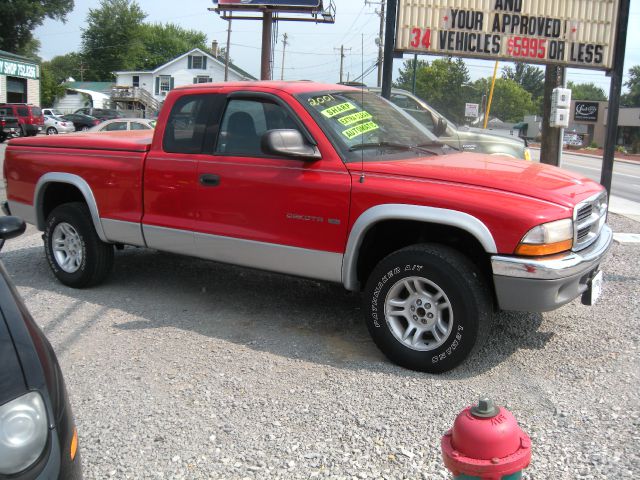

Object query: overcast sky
[34,0,640,92]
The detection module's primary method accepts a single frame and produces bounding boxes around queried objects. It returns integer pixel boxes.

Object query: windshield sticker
[337,110,372,126]
[307,94,336,107]
[342,121,379,140]
[321,102,356,118]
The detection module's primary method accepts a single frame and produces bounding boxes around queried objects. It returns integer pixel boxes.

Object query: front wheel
[363,244,492,373]
[46,127,58,135]
[44,202,114,288]
[81,126,89,131]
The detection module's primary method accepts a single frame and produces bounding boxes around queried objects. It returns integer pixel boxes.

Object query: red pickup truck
[3,81,612,373]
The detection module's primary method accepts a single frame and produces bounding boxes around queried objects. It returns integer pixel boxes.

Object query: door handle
[200,174,220,187]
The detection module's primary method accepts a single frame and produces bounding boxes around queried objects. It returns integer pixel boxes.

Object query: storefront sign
[574,101,599,122]
[0,57,39,80]
[396,0,620,70]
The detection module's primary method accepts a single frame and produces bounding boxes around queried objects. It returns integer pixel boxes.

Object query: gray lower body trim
[8,200,37,226]
[143,224,343,283]
[102,219,146,247]
[493,266,599,312]
[491,225,612,312]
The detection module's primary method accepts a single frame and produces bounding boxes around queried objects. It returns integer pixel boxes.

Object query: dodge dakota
[3,81,612,373]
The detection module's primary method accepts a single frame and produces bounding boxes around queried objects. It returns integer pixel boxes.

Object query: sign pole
[260,11,273,80]
[601,0,631,195]
[381,0,397,99]
[483,61,499,129]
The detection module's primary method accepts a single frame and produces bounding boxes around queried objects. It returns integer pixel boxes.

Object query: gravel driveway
[0,211,637,479]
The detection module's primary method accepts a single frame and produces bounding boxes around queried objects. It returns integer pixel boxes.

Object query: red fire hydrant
[441,398,531,480]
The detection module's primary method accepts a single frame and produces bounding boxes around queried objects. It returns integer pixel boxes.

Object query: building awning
[67,88,110,108]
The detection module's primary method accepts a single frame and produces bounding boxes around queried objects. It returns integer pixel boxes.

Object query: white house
[113,47,255,105]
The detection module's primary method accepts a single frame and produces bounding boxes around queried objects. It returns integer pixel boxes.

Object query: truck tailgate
[8,130,153,152]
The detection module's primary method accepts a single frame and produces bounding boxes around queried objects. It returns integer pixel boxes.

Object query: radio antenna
[359,33,365,184]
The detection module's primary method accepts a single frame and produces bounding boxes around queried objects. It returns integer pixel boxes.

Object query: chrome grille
[573,192,608,251]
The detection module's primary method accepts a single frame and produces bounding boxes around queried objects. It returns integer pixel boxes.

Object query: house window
[194,76,212,84]
[191,56,203,69]
[133,75,139,87]
[159,75,171,93]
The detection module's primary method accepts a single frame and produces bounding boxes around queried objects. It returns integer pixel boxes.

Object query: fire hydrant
[441,398,531,480]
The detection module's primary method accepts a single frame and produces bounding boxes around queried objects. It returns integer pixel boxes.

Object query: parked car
[61,113,102,132]
[73,108,123,121]
[0,215,82,479]
[88,118,156,132]
[0,108,20,142]
[369,87,530,160]
[4,82,611,373]
[0,103,44,137]
[44,115,76,135]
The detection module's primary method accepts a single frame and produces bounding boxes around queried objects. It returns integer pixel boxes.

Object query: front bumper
[491,225,613,312]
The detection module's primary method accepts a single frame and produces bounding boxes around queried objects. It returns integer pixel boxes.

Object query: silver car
[88,118,156,132]
[44,115,76,135]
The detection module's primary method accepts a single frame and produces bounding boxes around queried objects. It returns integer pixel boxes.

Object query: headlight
[0,392,48,475]
[523,148,531,161]
[515,218,573,256]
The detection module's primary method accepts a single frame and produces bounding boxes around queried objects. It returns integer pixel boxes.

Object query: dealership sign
[574,101,599,122]
[395,0,621,70]
[465,103,479,117]
[0,57,39,80]
[215,0,321,6]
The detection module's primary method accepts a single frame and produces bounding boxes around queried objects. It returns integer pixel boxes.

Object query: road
[531,148,640,204]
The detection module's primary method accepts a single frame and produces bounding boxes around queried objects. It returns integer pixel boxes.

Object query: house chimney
[211,40,219,58]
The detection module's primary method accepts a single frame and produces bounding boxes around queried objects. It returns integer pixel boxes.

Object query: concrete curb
[609,195,640,223]
[529,147,640,166]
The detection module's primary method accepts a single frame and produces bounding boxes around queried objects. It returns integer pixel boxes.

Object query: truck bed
[8,130,153,152]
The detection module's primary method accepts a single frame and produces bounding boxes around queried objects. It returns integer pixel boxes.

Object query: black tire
[44,202,114,288]
[363,244,492,373]
[81,126,89,131]
[46,127,58,135]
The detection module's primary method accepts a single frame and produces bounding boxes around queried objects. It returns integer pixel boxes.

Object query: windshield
[297,90,446,162]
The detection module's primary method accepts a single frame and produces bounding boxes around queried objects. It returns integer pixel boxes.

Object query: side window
[163,94,223,154]
[131,121,151,130]
[215,98,301,157]
[17,107,29,117]
[105,121,127,131]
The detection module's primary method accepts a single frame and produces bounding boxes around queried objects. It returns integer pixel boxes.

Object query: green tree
[567,81,607,101]
[394,58,430,91]
[502,63,544,113]
[81,0,147,81]
[137,23,207,70]
[44,52,84,83]
[40,64,65,106]
[621,65,640,107]
[0,0,73,54]
[395,58,470,123]
[474,77,535,123]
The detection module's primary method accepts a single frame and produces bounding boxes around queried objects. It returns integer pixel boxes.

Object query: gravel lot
[1,144,639,478]
[0,215,636,479]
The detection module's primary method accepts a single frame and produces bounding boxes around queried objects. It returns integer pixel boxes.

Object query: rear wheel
[46,127,58,135]
[44,202,114,288]
[81,126,89,131]
[363,244,492,373]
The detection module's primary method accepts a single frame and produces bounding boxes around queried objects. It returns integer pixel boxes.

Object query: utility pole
[260,11,273,80]
[78,61,86,82]
[224,18,232,81]
[540,66,564,166]
[280,33,289,81]
[366,0,386,87]
[334,45,351,83]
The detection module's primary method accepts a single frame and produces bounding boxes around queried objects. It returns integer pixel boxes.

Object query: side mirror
[262,129,321,161]
[434,118,448,137]
[0,216,26,251]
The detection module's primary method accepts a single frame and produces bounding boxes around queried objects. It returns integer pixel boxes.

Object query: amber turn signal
[70,427,78,461]
[514,239,573,256]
